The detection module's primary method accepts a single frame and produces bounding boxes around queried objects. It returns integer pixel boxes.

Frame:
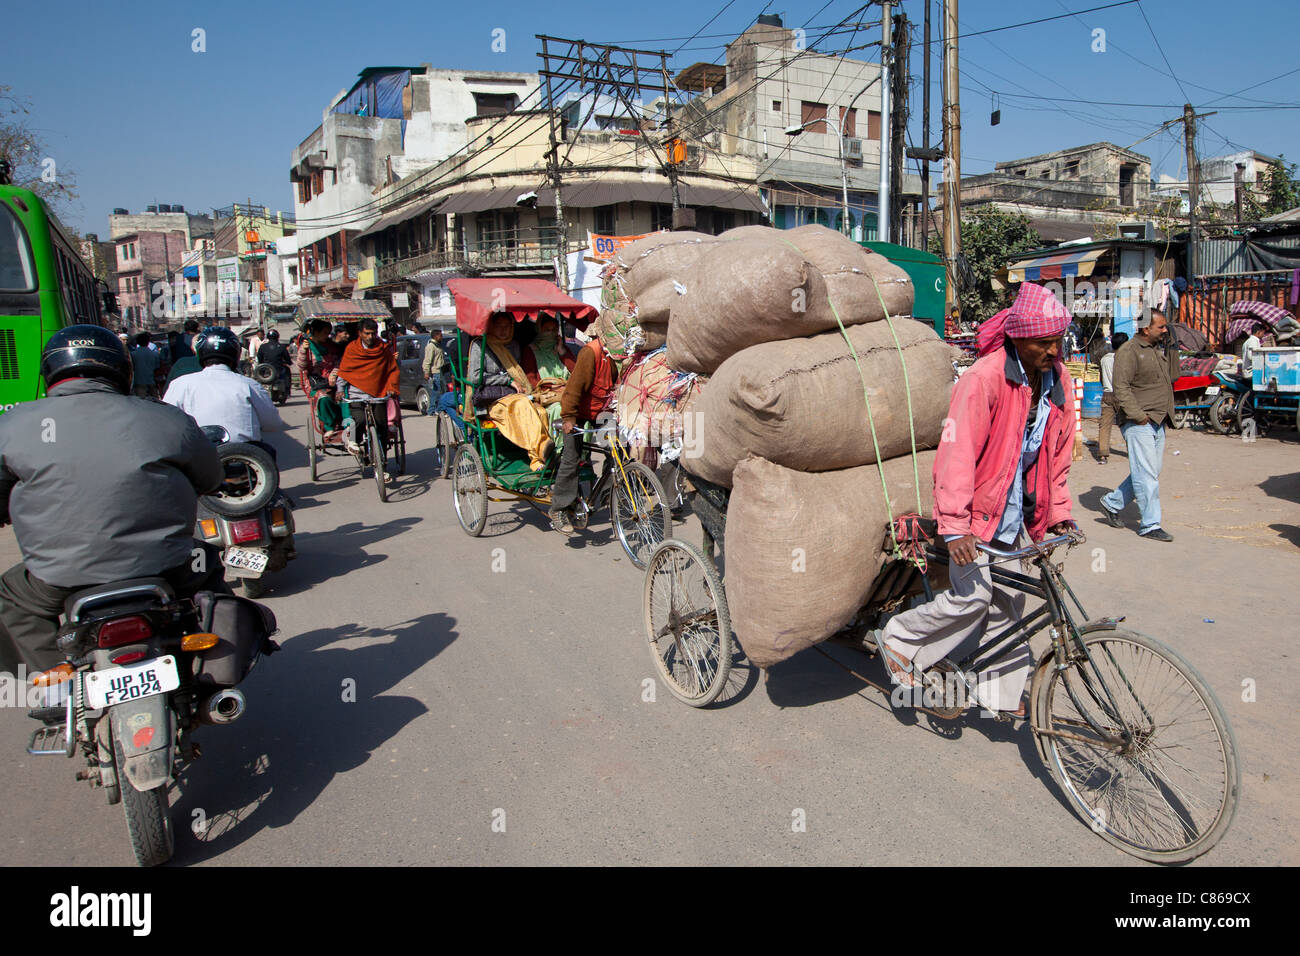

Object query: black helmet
[40,325,133,394]
[195,327,241,368]
[267,329,279,341]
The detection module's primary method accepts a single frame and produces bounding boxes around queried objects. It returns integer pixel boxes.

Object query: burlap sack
[614,231,716,325]
[637,325,667,352]
[616,350,703,449]
[685,319,954,486]
[782,225,915,325]
[666,238,834,374]
[726,451,936,669]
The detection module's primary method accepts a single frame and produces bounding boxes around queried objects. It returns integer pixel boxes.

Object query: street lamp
[785,117,852,236]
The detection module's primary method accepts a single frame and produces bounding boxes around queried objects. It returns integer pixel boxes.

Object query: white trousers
[881,550,1034,712]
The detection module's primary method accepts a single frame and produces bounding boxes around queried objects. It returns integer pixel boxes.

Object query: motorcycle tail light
[269,506,289,534]
[110,651,148,665]
[229,518,265,544]
[199,519,219,539]
[182,632,220,651]
[97,616,153,649]
[33,663,74,686]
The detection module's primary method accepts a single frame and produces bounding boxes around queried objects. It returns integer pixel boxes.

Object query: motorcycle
[194,426,296,598]
[1204,369,1254,435]
[253,362,290,406]
[27,547,279,866]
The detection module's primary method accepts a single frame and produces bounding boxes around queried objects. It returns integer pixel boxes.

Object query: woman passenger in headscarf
[467,313,555,471]
[522,314,578,427]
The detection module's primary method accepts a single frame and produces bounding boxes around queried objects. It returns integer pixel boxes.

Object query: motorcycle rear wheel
[114,736,174,867]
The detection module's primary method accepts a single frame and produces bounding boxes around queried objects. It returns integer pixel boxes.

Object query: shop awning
[435,180,765,216]
[447,277,597,335]
[357,194,443,239]
[182,265,199,279]
[1006,246,1107,283]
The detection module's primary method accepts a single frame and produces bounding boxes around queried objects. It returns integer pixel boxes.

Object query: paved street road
[1,395,1296,866]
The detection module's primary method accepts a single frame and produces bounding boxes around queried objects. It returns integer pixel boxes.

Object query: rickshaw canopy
[447,278,598,336]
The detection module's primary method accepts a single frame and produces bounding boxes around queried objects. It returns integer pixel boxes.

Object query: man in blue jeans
[1098,307,1179,542]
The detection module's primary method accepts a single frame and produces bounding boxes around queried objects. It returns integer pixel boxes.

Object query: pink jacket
[934,346,1075,542]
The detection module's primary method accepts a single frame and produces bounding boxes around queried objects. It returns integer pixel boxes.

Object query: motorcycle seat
[64,577,177,623]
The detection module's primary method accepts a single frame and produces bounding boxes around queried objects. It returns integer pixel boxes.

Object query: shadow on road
[168,610,458,865]
[265,517,421,596]
[1260,472,1300,504]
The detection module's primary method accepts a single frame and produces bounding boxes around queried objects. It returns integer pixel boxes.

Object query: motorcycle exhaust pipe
[199,689,247,725]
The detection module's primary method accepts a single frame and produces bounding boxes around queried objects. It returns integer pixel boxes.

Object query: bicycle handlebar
[975,526,1086,560]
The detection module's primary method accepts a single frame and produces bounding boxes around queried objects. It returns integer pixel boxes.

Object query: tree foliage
[930,207,1042,321]
[1245,155,1300,219]
[0,86,78,212]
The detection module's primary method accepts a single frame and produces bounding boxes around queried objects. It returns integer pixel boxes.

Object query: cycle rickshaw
[644,473,1239,864]
[302,360,407,503]
[445,278,671,568]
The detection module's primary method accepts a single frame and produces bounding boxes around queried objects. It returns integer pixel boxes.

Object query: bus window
[0,203,36,292]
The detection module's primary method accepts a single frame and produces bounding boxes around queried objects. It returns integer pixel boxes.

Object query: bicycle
[644,487,1240,863]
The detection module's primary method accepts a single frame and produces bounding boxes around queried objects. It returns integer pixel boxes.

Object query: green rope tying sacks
[772,235,927,567]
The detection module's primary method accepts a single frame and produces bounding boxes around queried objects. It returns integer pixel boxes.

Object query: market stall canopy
[293,297,392,327]
[447,277,598,335]
[1006,246,1106,284]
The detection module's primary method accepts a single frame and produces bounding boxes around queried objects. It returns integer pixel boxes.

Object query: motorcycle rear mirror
[202,425,230,444]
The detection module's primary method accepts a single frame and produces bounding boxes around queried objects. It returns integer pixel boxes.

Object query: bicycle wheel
[1032,628,1239,863]
[643,539,732,707]
[368,422,388,503]
[393,419,406,476]
[308,429,319,481]
[611,461,671,570]
[452,444,488,536]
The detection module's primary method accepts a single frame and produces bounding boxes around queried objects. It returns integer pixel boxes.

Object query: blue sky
[5,0,1298,235]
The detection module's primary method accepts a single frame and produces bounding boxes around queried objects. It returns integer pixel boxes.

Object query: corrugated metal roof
[1198,235,1300,275]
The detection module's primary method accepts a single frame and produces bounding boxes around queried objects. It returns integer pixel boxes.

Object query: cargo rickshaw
[445,278,670,568]
[644,469,1239,864]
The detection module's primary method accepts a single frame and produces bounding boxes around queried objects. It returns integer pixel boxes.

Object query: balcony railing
[373,236,585,283]
[304,265,346,286]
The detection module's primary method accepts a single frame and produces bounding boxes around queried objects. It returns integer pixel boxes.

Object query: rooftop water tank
[146,205,158,213]
[112,208,129,215]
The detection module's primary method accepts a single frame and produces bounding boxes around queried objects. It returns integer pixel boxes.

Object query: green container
[861,240,947,336]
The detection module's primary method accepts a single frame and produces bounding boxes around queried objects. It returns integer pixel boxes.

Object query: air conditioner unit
[843,138,863,159]
[1118,220,1157,241]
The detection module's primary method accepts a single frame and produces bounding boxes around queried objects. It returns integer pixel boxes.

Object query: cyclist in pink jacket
[879,282,1079,715]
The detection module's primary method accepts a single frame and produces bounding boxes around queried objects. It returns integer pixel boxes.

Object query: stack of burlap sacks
[610,224,955,669]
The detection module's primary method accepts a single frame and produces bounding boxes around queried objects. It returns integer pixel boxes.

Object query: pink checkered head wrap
[1005,282,1072,338]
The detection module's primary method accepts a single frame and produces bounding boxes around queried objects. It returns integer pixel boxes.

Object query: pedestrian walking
[422,328,447,414]
[1098,308,1179,541]
[130,332,162,398]
[1095,331,1128,464]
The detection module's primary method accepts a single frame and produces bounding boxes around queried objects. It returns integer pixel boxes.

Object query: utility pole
[1178,104,1216,279]
[942,0,961,313]
[539,38,569,294]
[1183,103,1199,279]
[889,10,909,244]
[1234,161,1246,223]
[878,2,892,243]
[921,0,932,249]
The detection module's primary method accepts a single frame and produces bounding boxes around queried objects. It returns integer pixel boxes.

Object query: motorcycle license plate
[1204,386,1221,396]
[224,548,269,573]
[85,656,180,710]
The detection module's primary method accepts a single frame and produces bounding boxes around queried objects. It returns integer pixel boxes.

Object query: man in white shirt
[164,327,286,457]
[1241,324,1264,376]
[1096,332,1128,464]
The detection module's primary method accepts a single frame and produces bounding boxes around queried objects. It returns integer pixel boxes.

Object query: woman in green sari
[522,315,578,428]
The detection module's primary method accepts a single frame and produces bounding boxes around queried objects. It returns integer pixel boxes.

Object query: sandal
[880,643,922,690]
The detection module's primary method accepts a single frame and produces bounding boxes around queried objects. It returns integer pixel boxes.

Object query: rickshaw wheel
[1033,629,1239,864]
[643,539,732,707]
[1236,391,1267,437]
[308,428,319,481]
[1207,392,1238,435]
[392,416,406,476]
[369,422,388,503]
[452,444,488,536]
[612,462,671,570]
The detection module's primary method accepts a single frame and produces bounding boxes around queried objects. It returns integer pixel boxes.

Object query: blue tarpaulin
[332,68,413,139]
[183,265,199,279]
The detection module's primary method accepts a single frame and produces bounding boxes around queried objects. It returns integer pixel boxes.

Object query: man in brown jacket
[548,337,616,532]
[1098,307,1180,541]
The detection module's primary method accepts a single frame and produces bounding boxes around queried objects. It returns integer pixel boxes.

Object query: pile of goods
[614,223,958,669]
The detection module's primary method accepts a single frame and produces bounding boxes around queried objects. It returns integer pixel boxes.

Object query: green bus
[0,184,113,413]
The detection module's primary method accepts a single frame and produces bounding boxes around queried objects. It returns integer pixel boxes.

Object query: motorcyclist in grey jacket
[0,326,226,674]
